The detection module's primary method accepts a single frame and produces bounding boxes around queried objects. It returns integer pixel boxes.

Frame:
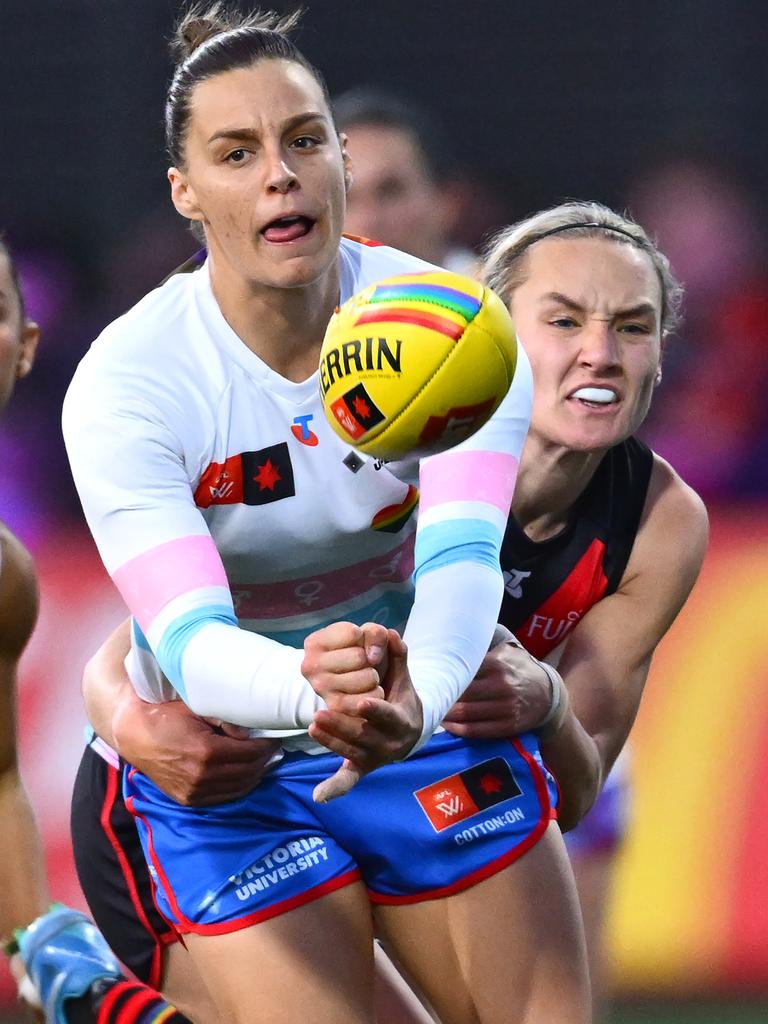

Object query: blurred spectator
[334,88,479,273]
[0,242,90,544]
[628,156,768,499]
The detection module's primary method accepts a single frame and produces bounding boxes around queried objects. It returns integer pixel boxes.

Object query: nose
[578,320,621,371]
[264,149,299,194]
[266,165,298,194]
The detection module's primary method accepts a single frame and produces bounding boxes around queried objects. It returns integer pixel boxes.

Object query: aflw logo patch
[414,757,521,833]
[194,443,295,508]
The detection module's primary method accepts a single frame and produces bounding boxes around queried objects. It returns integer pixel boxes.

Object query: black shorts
[71,744,179,986]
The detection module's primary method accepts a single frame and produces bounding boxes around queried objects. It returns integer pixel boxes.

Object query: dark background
[3,0,767,527]
[3,0,767,271]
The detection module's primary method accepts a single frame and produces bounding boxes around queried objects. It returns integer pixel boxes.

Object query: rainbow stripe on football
[366,282,482,320]
[355,307,465,340]
[319,269,517,461]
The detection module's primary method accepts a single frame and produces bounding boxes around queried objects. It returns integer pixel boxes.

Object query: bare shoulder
[0,522,39,659]
[643,453,708,550]
[623,452,709,597]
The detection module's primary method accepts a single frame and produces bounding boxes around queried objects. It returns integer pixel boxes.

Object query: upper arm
[63,373,215,574]
[81,619,133,746]
[63,370,236,691]
[556,457,708,772]
[0,530,38,774]
[62,361,317,728]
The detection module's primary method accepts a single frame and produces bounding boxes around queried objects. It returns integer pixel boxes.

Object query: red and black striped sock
[65,978,191,1024]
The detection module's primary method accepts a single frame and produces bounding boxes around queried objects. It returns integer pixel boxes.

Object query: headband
[526,221,644,247]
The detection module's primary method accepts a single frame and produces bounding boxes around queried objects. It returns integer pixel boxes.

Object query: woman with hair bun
[62,6,591,1023]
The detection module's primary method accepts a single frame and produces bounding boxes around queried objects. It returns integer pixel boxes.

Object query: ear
[15,321,40,381]
[168,167,205,224]
[654,366,663,386]
[339,133,353,193]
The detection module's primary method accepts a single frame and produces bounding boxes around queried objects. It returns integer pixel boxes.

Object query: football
[319,270,517,461]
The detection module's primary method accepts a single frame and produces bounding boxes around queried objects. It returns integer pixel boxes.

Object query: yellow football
[319,270,517,461]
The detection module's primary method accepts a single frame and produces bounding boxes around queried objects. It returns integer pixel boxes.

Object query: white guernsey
[63,237,532,752]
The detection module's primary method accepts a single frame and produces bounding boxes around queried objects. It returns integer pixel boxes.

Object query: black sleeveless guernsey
[499,437,654,661]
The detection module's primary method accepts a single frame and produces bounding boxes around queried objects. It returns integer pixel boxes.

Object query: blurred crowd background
[1,1,767,1021]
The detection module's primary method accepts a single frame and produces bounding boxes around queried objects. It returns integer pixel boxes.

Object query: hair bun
[172,3,230,62]
[171,3,303,64]
[181,17,219,54]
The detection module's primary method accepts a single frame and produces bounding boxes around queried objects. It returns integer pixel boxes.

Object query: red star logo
[353,394,371,420]
[253,459,282,491]
[479,773,503,794]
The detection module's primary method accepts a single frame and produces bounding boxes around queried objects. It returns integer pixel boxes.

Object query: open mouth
[568,386,619,409]
[261,215,316,243]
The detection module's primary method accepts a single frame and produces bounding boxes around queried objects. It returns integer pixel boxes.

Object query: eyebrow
[207,111,328,146]
[539,292,658,320]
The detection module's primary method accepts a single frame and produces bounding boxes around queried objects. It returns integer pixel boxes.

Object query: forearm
[178,624,324,729]
[539,711,603,833]
[406,346,532,747]
[81,620,133,747]
[86,615,322,738]
[111,551,324,729]
[0,771,49,943]
[405,563,503,746]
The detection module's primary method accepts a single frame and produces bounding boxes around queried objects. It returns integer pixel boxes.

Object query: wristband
[490,624,569,738]
[490,623,523,650]
[489,624,568,736]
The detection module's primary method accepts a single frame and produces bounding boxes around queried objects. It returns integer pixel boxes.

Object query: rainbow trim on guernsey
[371,483,420,533]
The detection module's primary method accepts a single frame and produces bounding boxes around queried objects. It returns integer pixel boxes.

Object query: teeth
[571,387,616,404]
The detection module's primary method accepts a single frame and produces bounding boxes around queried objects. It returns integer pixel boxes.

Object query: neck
[513,434,609,541]
[208,252,340,383]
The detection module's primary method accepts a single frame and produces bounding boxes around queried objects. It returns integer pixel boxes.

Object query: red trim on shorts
[126,796,363,937]
[511,737,558,822]
[100,766,176,988]
[368,820,551,905]
[541,754,562,821]
[369,738,554,906]
[173,869,364,936]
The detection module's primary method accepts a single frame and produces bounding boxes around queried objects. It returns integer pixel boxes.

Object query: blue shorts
[125,732,558,935]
